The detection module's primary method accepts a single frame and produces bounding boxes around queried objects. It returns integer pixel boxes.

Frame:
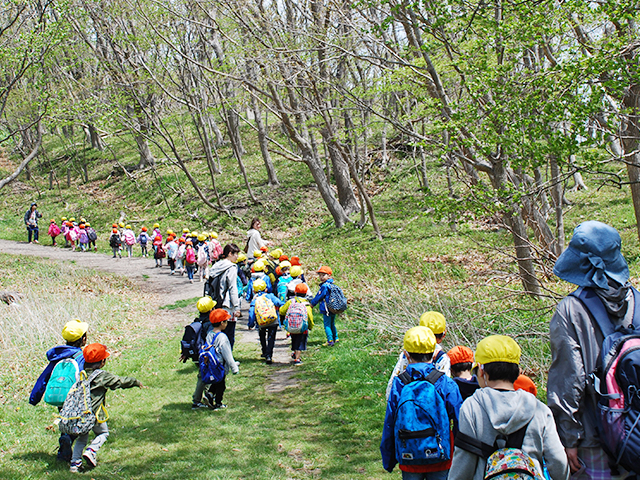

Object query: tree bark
[622,84,640,241]
[250,92,279,186]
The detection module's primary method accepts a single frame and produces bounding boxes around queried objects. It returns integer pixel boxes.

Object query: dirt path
[0,240,298,377]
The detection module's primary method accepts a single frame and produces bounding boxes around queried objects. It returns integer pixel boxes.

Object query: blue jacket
[245,273,273,302]
[29,345,85,405]
[310,278,333,315]
[380,362,463,472]
[248,292,284,327]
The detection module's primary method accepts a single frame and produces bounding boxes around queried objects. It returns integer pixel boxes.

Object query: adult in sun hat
[24,202,42,243]
[381,326,462,477]
[547,221,638,478]
[29,319,89,462]
[450,335,568,480]
[246,218,274,259]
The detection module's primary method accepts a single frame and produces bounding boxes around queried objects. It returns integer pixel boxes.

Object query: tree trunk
[250,93,279,186]
[321,129,360,216]
[88,124,103,150]
[134,133,155,168]
[622,84,640,241]
[549,156,565,255]
[304,152,350,228]
[224,108,258,204]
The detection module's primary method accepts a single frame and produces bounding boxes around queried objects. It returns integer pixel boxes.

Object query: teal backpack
[44,351,83,407]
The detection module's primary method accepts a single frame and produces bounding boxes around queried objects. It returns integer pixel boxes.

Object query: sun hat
[112,223,117,228]
[79,224,85,229]
[167,229,175,236]
[270,248,283,259]
[553,221,629,289]
[290,266,303,278]
[404,326,436,354]
[69,217,75,222]
[448,346,474,366]
[186,240,193,246]
[83,343,110,363]
[317,266,332,275]
[50,218,55,223]
[197,234,206,242]
[210,232,218,239]
[260,246,269,252]
[209,309,231,324]
[61,319,89,342]
[197,297,216,313]
[419,311,446,335]
[475,335,521,365]
[253,279,267,292]
[61,217,67,221]
[85,222,90,227]
[294,283,308,295]
[183,228,189,233]
[119,222,124,228]
[237,252,247,262]
[514,374,538,396]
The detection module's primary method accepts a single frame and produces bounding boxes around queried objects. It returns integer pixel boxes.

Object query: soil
[0,239,300,390]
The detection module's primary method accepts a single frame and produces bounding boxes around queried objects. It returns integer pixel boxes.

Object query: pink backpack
[124,230,136,245]
[185,247,196,265]
[48,223,61,237]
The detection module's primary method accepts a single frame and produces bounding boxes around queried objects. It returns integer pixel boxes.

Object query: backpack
[571,286,640,472]
[277,277,293,302]
[198,333,225,384]
[87,228,97,242]
[185,247,196,264]
[68,228,78,242]
[180,319,207,362]
[326,283,348,314]
[109,234,121,248]
[197,245,208,267]
[454,421,544,479]
[394,369,451,466]
[285,298,308,334]
[59,369,102,436]
[49,223,61,237]
[124,230,135,245]
[205,271,228,308]
[44,351,83,407]
[156,244,166,258]
[255,294,278,327]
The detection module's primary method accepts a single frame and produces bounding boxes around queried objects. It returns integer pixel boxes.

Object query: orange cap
[448,346,474,366]
[291,256,301,266]
[209,308,231,324]
[294,283,308,295]
[279,255,289,262]
[260,246,269,252]
[317,266,332,275]
[514,374,538,396]
[83,343,111,363]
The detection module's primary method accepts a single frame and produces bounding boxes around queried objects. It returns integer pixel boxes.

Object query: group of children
[47,217,98,252]
[381,312,569,480]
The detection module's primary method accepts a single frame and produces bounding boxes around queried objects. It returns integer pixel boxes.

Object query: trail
[0,239,299,386]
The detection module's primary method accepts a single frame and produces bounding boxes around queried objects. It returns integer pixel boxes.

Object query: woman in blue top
[310,265,338,346]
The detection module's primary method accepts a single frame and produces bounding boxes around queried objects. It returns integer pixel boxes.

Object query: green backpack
[44,351,83,407]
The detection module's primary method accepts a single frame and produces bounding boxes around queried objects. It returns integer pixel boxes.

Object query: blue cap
[553,221,628,288]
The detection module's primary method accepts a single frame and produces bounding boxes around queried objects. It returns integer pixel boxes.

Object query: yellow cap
[254,261,265,272]
[153,223,160,228]
[419,311,447,335]
[475,335,521,365]
[290,266,303,278]
[197,297,216,313]
[253,279,267,292]
[237,252,247,262]
[183,228,189,233]
[280,261,291,269]
[119,222,125,227]
[61,319,89,342]
[126,224,131,229]
[403,326,436,354]
[270,248,283,259]
[197,234,206,241]
[253,250,263,258]
[210,231,218,239]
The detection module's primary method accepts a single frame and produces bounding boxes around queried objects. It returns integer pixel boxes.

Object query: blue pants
[186,264,194,280]
[323,313,338,342]
[402,470,448,480]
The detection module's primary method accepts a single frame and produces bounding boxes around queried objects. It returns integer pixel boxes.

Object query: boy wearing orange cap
[192,309,239,410]
[310,266,339,346]
[70,343,142,473]
[449,335,568,480]
[279,284,314,365]
[30,319,89,462]
[448,346,479,400]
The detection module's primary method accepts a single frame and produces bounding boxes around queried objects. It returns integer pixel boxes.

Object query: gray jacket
[206,329,239,375]
[547,292,634,448]
[209,259,239,314]
[449,388,569,480]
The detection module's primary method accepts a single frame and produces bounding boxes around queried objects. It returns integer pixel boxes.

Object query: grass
[0,256,392,479]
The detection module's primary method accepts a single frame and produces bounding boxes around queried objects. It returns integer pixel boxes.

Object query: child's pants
[193,374,226,405]
[168,258,176,272]
[199,265,206,282]
[401,471,448,480]
[323,313,338,342]
[125,244,133,257]
[112,247,120,257]
[259,325,278,358]
[71,421,109,464]
[176,258,183,272]
[80,242,88,252]
[140,244,147,256]
[186,264,194,280]
[88,240,96,251]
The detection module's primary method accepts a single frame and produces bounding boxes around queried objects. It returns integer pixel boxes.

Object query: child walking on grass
[280,283,314,365]
[69,343,142,473]
[310,265,339,347]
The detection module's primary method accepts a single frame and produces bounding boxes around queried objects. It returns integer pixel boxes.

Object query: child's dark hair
[211,321,226,327]
[434,333,444,341]
[483,362,520,383]
[250,217,260,229]
[66,333,86,348]
[451,362,473,376]
[406,352,434,363]
[84,361,103,369]
[222,244,240,258]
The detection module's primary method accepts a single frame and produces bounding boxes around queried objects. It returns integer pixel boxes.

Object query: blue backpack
[326,283,347,314]
[44,351,83,406]
[571,286,640,473]
[198,333,225,384]
[394,369,451,466]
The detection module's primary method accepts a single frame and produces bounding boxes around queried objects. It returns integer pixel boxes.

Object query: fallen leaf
[161,448,168,452]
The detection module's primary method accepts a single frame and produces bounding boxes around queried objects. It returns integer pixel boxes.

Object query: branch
[0,122,42,189]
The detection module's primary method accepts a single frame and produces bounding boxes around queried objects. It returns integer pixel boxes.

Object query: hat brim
[554,245,629,287]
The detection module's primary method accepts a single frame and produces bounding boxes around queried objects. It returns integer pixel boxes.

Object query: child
[192,309,239,410]
[30,319,88,462]
[514,373,538,396]
[196,234,209,282]
[78,224,89,252]
[248,279,284,364]
[66,221,78,251]
[85,223,98,252]
[153,234,164,267]
[209,232,223,262]
[386,311,451,400]
[280,283,314,365]
[108,229,121,258]
[286,265,311,299]
[176,238,186,275]
[123,225,136,257]
[69,343,142,473]
[276,262,292,302]
[381,326,462,478]
[48,219,61,246]
[245,260,272,303]
[152,222,161,240]
[448,345,479,400]
[449,335,569,480]
[138,227,150,257]
[310,265,339,347]
[184,240,196,282]
[165,235,178,274]
[61,218,69,247]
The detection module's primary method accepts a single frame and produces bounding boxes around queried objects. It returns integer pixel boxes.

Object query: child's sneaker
[69,461,82,473]
[328,341,335,347]
[83,448,97,469]
[294,359,303,365]
[213,403,227,410]
[192,402,208,410]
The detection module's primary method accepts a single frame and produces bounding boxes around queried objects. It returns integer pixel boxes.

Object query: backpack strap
[570,286,615,337]
[425,369,444,385]
[398,371,412,385]
[433,349,445,365]
[455,422,530,459]
[398,368,443,386]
